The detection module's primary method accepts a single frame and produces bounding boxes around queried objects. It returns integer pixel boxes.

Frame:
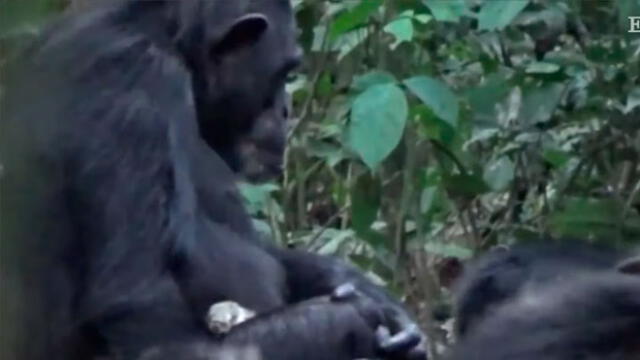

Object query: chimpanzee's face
[193,0,301,171]
[236,88,291,182]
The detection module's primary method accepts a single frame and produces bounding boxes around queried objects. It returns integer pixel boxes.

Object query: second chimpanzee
[0,1,426,360]
[449,255,640,360]
[451,241,625,337]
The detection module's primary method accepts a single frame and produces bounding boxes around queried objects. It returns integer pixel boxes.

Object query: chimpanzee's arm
[272,247,399,305]
[272,247,429,360]
[221,296,384,360]
[133,291,387,360]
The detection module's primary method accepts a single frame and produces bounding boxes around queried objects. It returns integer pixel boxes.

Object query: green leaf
[478,0,529,31]
[519,83,565,124]
[334,28,371,60]
[465,74,510,127]
[251,219,274,238]
[352,71,397,92]
[414,14,433,24]
[384,11,414,49]
[351,174,381,235]
[346,84,408,170]
[329,0,382,40]
[286,74,308,95]
[548,197,640,239]
[424,242,473,259]
[307,140,346,167]
[423,0,468,23]
[420,186,438,214]
[413,105,456,145]
[526,62,561,74]
[445,174,491,198]
[552,198,623,225]
[316,72,333,97]
[0,0,61,36]
[313,229,356,255]
[466,128,500,146]
[311,25,328,52]
[404,76,459,128]
[483,157,515,191]
[239,183,280,215]
[542,149,571,169]
[624,87,640,114]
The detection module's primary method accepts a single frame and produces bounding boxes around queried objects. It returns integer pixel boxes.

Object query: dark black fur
[452,242,624,337]
[236,91,291,182]
[449,265,640,360]
[0,1,426,360]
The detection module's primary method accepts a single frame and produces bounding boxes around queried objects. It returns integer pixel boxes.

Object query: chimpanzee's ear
[212,14,270,55]
[616,256,640,275]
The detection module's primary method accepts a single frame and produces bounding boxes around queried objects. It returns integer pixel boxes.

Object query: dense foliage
[2,0,640,354]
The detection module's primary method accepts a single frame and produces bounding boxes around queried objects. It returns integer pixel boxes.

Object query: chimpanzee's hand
[332,283,428,360]
[273,248,428,359]
[223,284,406,360]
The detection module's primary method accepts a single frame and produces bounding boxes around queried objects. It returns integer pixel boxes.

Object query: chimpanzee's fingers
[378,309,429,360]
[331,283,429,360]
[377,323,422,354]
[395,333,428,360]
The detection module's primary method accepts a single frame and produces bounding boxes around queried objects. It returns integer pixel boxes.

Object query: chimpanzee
[452,241,624,337]
[235,90,292,183]
[0,1,426,360]
[448,256,640,360]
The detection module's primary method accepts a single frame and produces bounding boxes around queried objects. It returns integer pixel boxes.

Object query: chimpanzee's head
[173,0,301,173]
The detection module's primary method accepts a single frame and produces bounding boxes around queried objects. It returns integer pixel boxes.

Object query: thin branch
[306,206,350,249]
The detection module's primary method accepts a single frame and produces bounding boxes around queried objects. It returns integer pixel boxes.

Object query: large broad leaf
[478,0,529,31]
[383,11,414,49]
[412,105,456,145]
[346,84,408,170]
[519,83,565,125]
[465,74,510,128]
[404,76,459,128]
[329,0,382,40]
[422,0,468,23]
[352,71,397,92]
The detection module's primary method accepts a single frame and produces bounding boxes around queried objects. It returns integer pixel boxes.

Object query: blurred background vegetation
[2,0,640,355]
